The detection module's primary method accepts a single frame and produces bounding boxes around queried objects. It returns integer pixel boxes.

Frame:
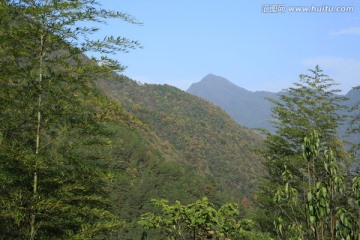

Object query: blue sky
[93,0,360,93]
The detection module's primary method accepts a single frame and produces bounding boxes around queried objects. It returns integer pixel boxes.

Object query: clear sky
[93,0,360,93]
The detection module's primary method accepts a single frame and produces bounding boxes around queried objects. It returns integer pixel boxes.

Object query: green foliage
[256,67,351,236]
[104,122,222,239]
[0,89,125,239]
[138,197,272,240]
[0,0,140,238]
[3,1,356,239]
[266,66,347,155]
[0,2,234,236]
[273,131,359,239]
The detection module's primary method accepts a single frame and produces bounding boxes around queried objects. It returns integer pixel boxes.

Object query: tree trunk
[30,28,44,240]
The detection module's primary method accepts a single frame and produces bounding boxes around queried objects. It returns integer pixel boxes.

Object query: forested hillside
[98,75,266,201]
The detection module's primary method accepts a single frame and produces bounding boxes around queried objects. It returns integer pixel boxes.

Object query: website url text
[261,5,355,13]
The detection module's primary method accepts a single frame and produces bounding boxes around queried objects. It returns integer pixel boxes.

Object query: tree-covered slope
[102,116,222,239]
[97,75,266,201]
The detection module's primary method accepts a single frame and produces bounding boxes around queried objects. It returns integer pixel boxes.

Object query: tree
[273,131,359,239]
[262,66,350,190]
[256,66,351,236]
[0,0,140,238]
[138,197,272,240]
[267,66,347,155]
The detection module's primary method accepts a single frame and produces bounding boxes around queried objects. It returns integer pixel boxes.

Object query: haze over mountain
[187,74,279,131]
[187,74,359,137]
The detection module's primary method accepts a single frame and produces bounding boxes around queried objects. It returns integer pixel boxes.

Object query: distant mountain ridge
[187,74,359,137]
[187,74,278,131]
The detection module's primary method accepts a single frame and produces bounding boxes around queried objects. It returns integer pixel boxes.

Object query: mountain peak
[197,74,238,88]
[187,74,250,97]
[202,73,226,81]
[187,74,278,130]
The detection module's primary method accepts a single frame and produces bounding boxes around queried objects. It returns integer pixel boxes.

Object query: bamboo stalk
[30,20,45,239]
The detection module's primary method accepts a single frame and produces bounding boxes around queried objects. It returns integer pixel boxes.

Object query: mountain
[97,75,266,202]
[187,74,360,138]
[346,87,360,106]
[343,88,360,152]
[187,74,279,131]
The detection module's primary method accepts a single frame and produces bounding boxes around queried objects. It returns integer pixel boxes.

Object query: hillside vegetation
[98,75,266,201]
